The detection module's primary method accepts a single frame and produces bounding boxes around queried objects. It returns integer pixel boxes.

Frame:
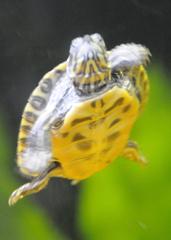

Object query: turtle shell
[16,35,150,181]
[8,34,151,206]
[17,63,148,180]
[51,84,139,180]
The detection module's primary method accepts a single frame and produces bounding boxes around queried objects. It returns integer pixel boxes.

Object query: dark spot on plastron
[122,104,131,113]
[100,99,105,107]
[109,118,121,128]
[30,96,46,111]
[96,117,106,127]
[107,131,120,142]
[99,117,106,124]
[61,132,69,138]
[24,111,38,123]
[105,97,124,114]
[72,133,86,142]
[91,100,96,108]
[71,116,92,126]
[88,121,96,129]
[89,117,105,129]
[21,125,31,133]
[77,141,92,150]
[40,78,53,93]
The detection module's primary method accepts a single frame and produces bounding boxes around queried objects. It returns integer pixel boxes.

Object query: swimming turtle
[9,33,151,205]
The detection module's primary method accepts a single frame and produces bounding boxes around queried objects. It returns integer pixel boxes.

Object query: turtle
[8,33,151,206]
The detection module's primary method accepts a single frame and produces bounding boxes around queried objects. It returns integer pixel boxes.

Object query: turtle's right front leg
[122,140,147,165]
[8,161,61,206]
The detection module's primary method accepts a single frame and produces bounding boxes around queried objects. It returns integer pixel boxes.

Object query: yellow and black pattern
[17,62,66,172]
[68,34,111,94]
[128,65,149,111]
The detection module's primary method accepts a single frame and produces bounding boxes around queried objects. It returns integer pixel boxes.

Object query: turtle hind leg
[122,140,147,165]
[8,175,49,206]
[8,161,61,206]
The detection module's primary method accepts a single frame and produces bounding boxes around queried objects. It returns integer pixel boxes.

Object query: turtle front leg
[122,140,147,165]
[8,161,60,206]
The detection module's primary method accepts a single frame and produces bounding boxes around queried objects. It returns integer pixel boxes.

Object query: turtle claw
[8,162,60,206]
[8,183,30,206]
[8,177,49,206]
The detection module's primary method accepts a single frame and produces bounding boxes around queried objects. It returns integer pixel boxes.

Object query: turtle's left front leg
[122,140,147,165]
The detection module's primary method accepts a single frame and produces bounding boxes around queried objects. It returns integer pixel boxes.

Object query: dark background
[0,0,170,239]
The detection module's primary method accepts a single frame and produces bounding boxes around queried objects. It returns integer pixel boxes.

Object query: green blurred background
[0,1,171,240]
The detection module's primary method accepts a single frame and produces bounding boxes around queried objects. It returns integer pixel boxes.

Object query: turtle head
[67,33,111,94]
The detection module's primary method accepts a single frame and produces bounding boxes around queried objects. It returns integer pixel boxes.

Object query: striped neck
[73,70,111,95]
[67,33,111,95]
